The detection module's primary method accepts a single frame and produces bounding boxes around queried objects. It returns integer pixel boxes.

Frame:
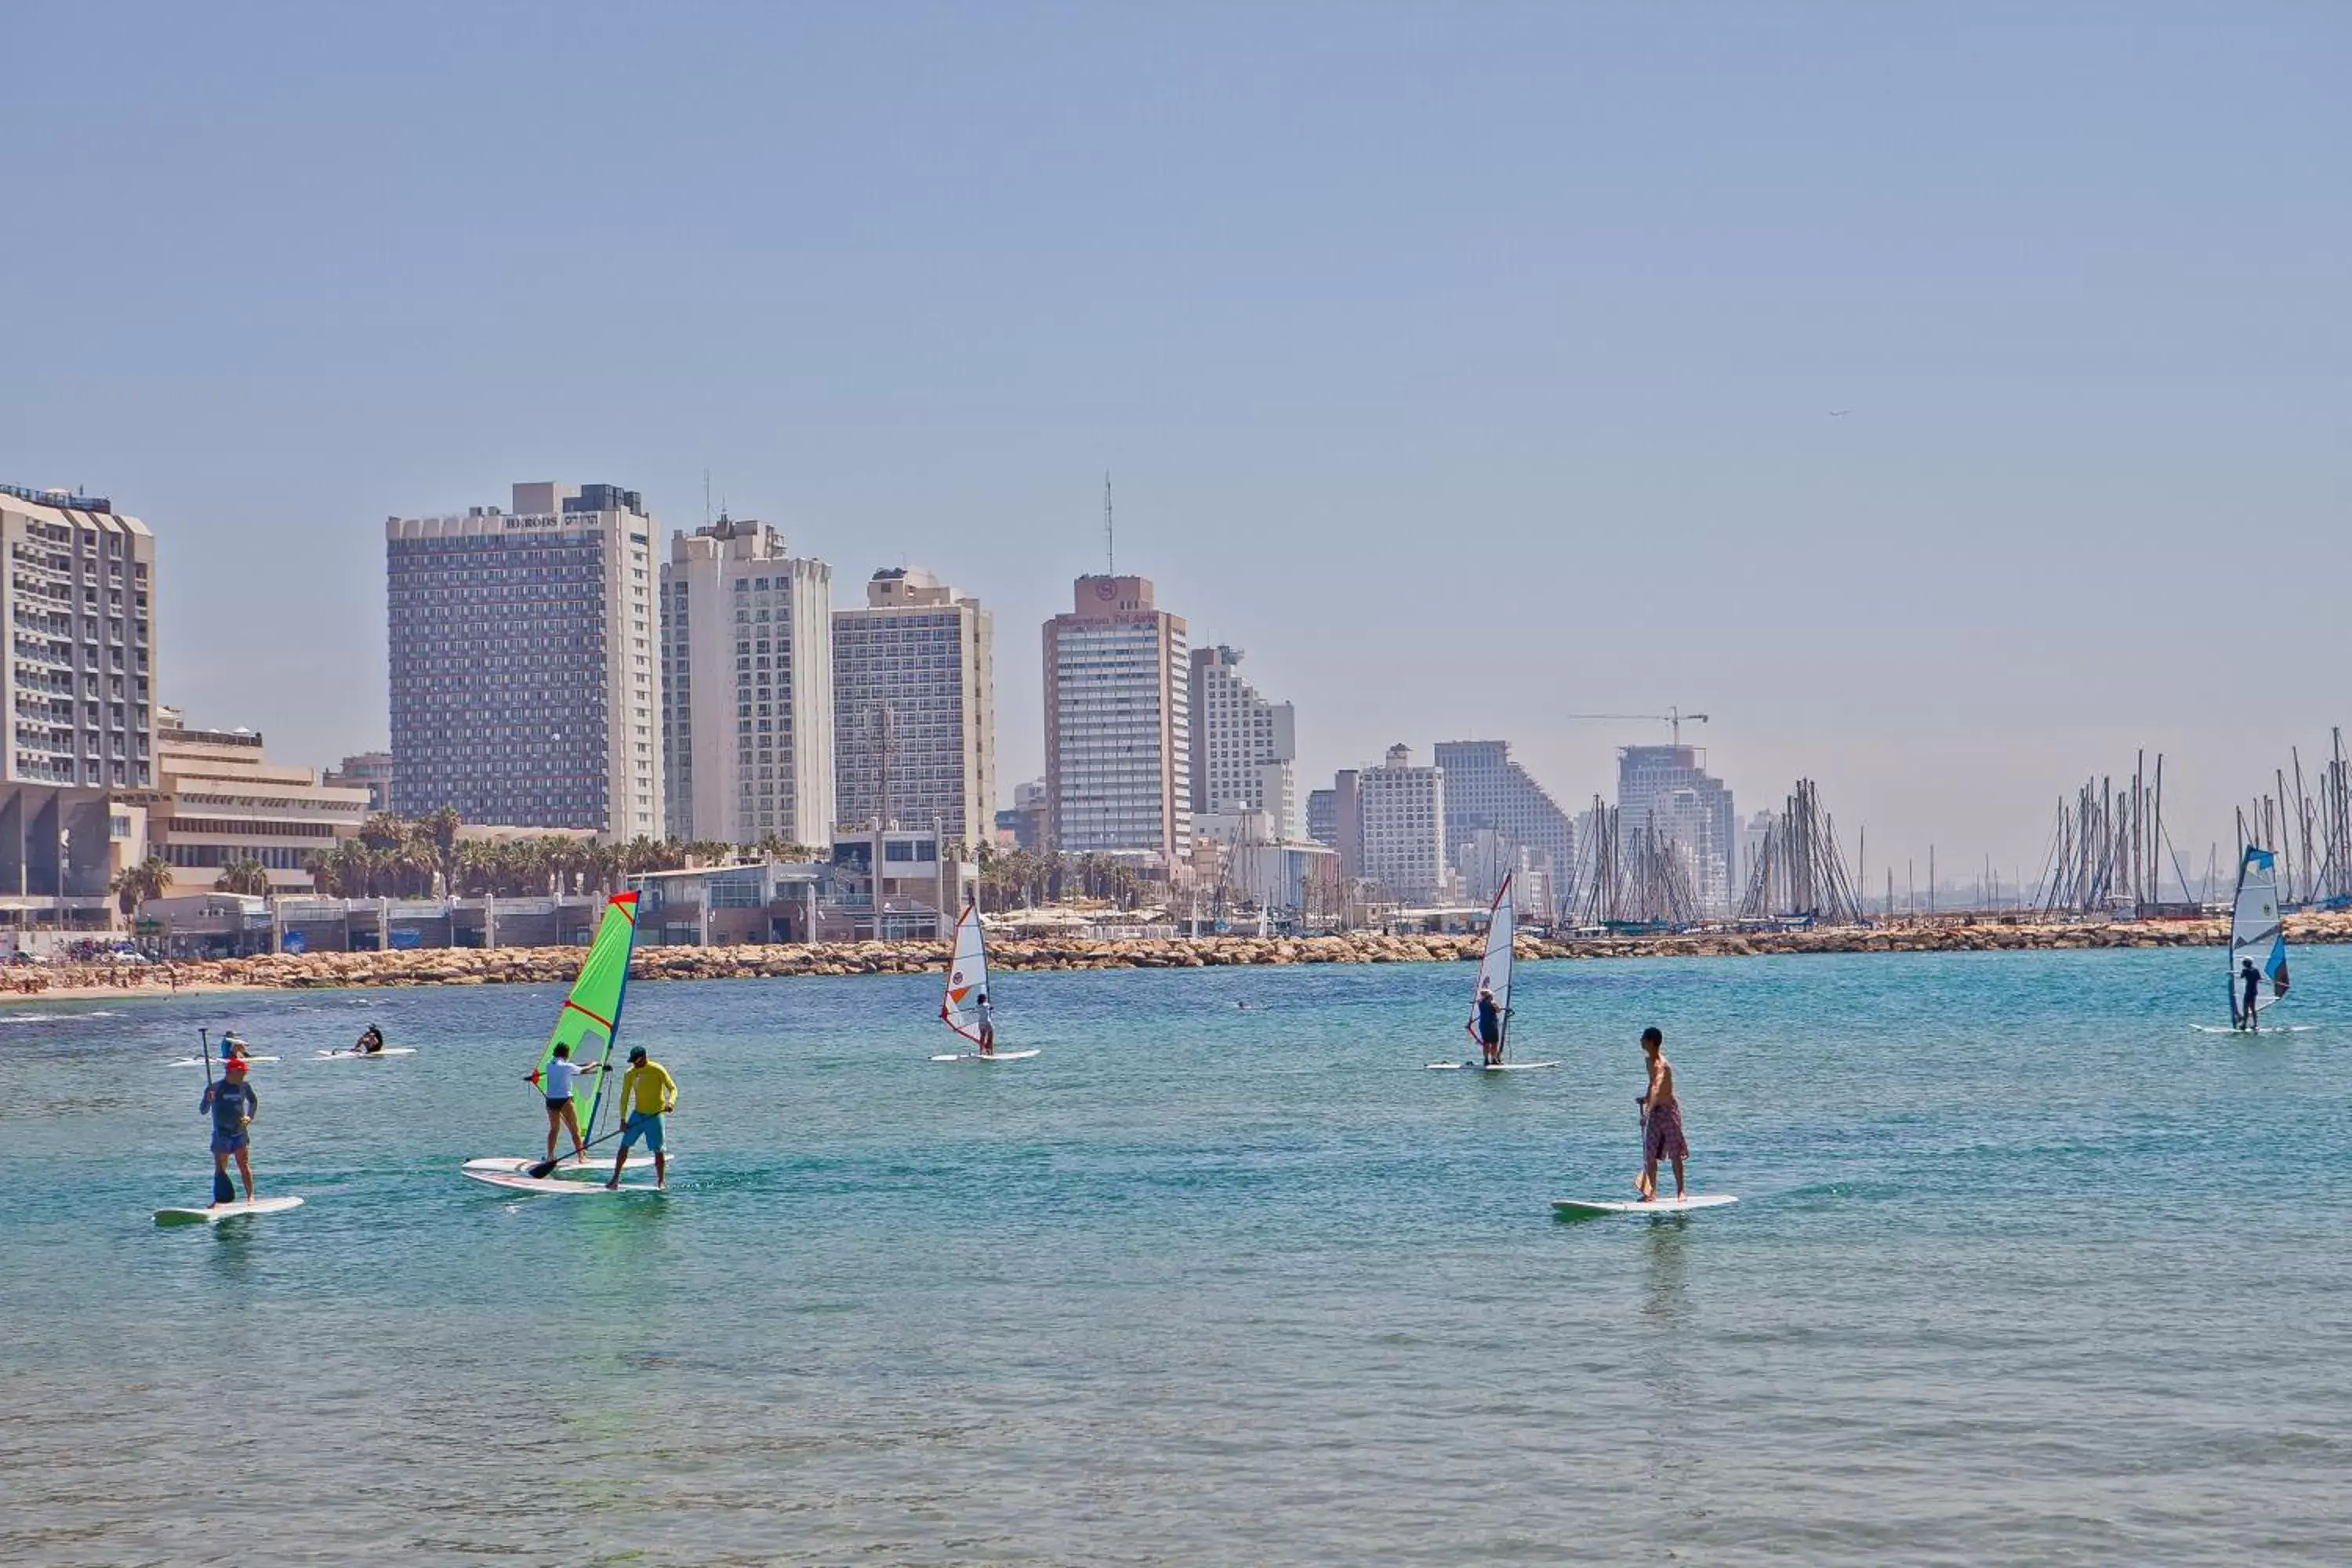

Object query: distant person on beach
[1474,984,1503,1065]
[354,1024,385,1055]
[2237,957,2262,1031]
[1636,1026,1687,1202]
[200,1056,260,1205]
[975,992,996,1056]
[608,1047,677,1189]
[532,1042,601,1163]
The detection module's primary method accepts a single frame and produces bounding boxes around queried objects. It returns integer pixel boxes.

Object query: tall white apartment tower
[659,517,833,848]
[1358,743,1446,904]
[832,567,995,850]
[1188,645,1298,840]
[387,481,661,837]
[1043,574,1190,864]
[0,485,158,789]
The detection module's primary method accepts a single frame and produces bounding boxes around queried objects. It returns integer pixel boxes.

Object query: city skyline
[5,7,2347,877]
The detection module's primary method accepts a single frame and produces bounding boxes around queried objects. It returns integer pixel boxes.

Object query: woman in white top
[533,1042,603,1163]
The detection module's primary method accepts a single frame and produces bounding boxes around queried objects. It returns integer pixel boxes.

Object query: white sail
[1466,874,1515,1057]
[941,903,991,1044]
[2229,847,2289,1022]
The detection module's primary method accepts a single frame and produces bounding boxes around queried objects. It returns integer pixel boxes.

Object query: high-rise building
[1,485,158,789]
[659,516,833,848]
[1358,743,1446,904]
[387,482,662,837]
[1305,787,1338,850]
[1432,739,1576,910]
[832,567,995,850]
[1189,645,1298,840]
[1042,575,1190,863]
[1617,744,1737,915]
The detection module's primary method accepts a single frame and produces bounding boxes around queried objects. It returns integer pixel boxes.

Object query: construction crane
[1561,707,1711,746]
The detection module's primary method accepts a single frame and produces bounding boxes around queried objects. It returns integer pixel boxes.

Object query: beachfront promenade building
[2,484,158,791]
[659,517,833,848]
[1042,575,1191,866]
[1617,744,1737,916]
[1189,645,1299,841]
[833,567,994,850]
[386,482,663,840]
[1432,739,1576,913]
[144,710,370,896]
[1357,744,1446,904]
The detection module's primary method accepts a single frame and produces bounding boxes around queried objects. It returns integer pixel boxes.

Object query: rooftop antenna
[1103,471,1115,576]
[703,469,711,527]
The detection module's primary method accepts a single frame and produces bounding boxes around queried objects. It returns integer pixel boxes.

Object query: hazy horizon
[5,4,2344,884]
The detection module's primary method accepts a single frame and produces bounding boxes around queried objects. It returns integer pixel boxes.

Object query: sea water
[2,947,2347,1565]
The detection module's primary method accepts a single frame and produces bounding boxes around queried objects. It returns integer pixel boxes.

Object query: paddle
[201,1029,234,1205]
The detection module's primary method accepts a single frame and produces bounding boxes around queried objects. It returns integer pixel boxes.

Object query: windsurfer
[2238,957,2261,1031]
[201,1057,260,1205]
[533,1041,601,1162]
[608,1046,677,1189]
[1636,1026,1687,1202]
[975,992,996,1057]
[1474,984,1502,1066]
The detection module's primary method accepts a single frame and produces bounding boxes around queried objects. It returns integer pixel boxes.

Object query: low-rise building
[143,712,371,896]
[323,751,395,812]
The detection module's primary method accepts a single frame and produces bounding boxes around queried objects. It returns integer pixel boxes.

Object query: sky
[3,2,2346,891]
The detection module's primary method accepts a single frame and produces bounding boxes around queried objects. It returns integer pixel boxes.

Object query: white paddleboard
[931,1049,1041,1062]
[2188,1022,2318,1035]
[154,1195,305,1225]
[1552,1193,1737,1218]
[462,1168,662,1196]
[169,1055,280,1067]
[315,1047,418,1059]
[461,1155,676,1177]
[1425,1060,1562,1072]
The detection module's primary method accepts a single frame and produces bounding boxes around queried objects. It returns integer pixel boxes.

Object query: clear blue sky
[5,3,2345,887]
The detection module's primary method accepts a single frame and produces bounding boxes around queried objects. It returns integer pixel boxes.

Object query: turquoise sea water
[3,947,2349,1565]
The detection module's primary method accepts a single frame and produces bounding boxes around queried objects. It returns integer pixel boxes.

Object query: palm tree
[422,805,462,888]
[213,859,274,897]
[111,855,172,915]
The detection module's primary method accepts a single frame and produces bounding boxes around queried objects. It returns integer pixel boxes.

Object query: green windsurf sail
[534,891,641,1142]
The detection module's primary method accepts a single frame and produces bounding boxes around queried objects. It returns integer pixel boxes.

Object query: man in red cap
[200,1056,262,1205]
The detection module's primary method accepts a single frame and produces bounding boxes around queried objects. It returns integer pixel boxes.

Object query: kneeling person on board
[976,991,996,1057]
[2237,958,2261,1031]
[1475,984,1503,1066]
[533,1043,601,1163]
[608,1046,677,1189]
[1636,1026,1688,1203]
[355,1023,385,1055]
[201,1057,260,1205]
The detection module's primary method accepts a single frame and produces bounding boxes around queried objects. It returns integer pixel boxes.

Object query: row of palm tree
[976,846,1148,912]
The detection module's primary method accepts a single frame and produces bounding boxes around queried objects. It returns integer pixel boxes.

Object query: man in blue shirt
[199,1057,261,1206]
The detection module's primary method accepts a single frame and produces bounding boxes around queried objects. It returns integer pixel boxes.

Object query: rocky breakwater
[123,910,2352,996]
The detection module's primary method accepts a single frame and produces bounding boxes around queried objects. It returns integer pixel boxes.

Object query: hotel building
[659,517,833,848]
[1357,744,1446,904]
[1188,644,1298,840]
[386,482,662,838]
[1042,575,1189,864]
[2,484,156,789]
[832,567,994,849]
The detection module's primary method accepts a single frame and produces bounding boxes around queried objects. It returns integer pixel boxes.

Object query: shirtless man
[1636,1025,1688,1202]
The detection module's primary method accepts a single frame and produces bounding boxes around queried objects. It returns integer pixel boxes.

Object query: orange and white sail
[941,903,991,1044]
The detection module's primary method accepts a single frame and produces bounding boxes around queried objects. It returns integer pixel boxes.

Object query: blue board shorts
[211,1127,249,1156]
[619,1111,665,1153]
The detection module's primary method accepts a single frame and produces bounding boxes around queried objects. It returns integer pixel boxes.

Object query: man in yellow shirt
[608,1046,677,1189]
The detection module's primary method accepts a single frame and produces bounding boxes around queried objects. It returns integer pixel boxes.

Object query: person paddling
[975,991,996,1057]
[220,1030,252,1064]
[1635,1025,1689,1203]
[532,1041,602,1163]
[354,1023,386,1055]
[2237,957,2262,1032]
[1474,983,1503,1066]
[608,1046,677,1189]
[200,1056,261,1206]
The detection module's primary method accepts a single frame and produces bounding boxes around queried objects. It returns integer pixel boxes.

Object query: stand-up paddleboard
[462,1154,678,1177]
[1426,1058,1561,1072]
[463,891,641,1186]
[940,903,1033,1062]
[1552,1193,1737,1218]
[169,1054,279,1066]
[2189,1022,2318,1035]
[316,1047,417,1060]
[154,1195,305,1225]
[462,1169,662,1196]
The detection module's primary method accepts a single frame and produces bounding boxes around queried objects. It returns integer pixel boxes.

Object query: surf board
[1552,1193,1737,1218]
[462,1168,662,1196]
[931,1049,1041,1063]
[315,1047,418,1059]
[461,1155,677,1177]
[1425,1059,1561,1072]
[2188,1022,2318,1035]
[169,1055,280,1066]
[154,1195,305,1225]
